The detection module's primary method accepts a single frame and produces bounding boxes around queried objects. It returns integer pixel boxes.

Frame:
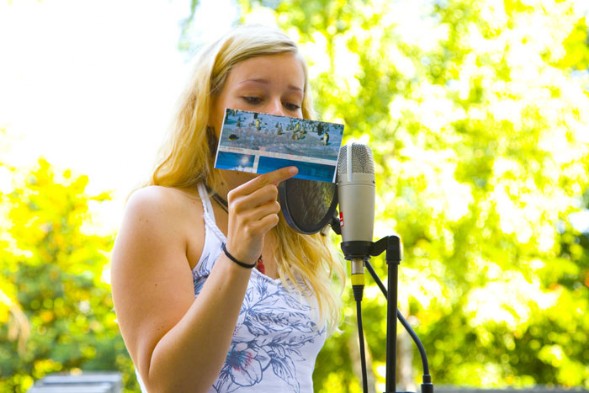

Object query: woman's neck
[215,170,257,199]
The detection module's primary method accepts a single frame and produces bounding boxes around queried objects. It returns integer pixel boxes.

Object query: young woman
[111,24,345,393]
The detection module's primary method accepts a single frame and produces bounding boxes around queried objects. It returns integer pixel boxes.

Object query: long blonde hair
[151,25,344,330]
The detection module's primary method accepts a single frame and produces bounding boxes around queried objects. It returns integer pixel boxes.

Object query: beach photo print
[213,109,344,183]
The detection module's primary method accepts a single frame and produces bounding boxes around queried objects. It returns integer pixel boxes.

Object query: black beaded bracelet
[221,243,257,269]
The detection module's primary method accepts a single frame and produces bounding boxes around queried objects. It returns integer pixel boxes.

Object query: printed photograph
[214,109,344,183]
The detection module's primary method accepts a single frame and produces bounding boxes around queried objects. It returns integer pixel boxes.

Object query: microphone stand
[368,236,434,393]
[333,215,433,392]
[369,236,402,392]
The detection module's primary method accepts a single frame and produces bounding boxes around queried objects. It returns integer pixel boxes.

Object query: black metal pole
[374,235,401,393]
[386,249,399,391]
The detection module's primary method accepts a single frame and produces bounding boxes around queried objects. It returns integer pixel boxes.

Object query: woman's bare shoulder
[122,185,201,222]
[127,185,199,209]
[118,185,204,247]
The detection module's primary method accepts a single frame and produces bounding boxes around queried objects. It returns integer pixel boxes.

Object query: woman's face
[210,52,305,136]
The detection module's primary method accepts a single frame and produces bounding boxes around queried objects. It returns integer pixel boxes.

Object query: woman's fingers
[227,166,298,213]
[225,167,298,263]
[231,166,298,196]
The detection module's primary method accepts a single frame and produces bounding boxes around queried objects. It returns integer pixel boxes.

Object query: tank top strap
[197,183,226,244]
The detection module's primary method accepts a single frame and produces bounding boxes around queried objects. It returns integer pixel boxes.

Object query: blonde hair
[151,25,344,330]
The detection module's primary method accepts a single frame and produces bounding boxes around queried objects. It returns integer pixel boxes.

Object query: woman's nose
[264,99,286,117]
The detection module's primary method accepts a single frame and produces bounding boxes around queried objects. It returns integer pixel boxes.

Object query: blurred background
[1,0,588,392]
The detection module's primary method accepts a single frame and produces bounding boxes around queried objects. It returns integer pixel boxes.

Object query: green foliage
[2,0,588,392]
[229,0,589,390]
[0,159,136,392]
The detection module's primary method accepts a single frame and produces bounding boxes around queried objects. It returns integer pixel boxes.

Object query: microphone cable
[351,258,369,393]
[365,261,434,393]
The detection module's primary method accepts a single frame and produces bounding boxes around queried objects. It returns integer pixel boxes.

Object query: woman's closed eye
[283,103,300,112]
[242,96,262,105]
[241,96,301,113]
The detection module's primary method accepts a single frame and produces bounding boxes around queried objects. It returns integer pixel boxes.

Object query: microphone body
[337,142,376,261]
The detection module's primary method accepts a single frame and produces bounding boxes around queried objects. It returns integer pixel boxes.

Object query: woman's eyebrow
[238,79,304,93]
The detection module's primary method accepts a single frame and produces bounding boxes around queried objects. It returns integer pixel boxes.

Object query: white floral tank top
[193,183,326,393]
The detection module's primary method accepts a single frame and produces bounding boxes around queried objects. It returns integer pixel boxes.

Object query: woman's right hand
[224,166,298,265]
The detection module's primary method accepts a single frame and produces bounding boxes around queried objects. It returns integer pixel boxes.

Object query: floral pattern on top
[193,266,325,393]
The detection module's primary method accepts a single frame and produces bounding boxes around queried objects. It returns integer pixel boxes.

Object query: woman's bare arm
[111,167,297,393]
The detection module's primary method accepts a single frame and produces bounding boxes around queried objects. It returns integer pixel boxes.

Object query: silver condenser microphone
[337,142,376,286]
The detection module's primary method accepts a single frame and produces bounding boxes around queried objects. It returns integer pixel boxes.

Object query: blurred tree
[3,0,578,392]
[0,159,136,392]
[182,0,589,390]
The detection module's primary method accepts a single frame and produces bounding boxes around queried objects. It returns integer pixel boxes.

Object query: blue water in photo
[258,156,336,183]
[215,151,256,172]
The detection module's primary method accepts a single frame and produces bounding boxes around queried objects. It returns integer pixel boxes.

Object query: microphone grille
[337,143,374,176]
